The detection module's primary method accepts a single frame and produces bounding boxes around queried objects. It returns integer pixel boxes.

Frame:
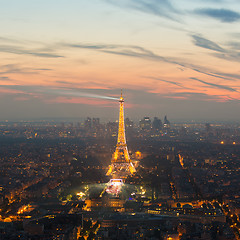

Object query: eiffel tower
[106,90,136,178]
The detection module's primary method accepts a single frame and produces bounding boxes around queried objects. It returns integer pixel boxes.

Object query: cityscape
[1,92,240,239]
[1,0,240,239]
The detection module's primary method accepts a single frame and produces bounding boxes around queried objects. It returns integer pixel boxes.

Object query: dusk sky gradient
[1,0,240,121]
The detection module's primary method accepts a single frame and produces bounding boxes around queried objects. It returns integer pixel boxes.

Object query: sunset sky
[0,0,240,121]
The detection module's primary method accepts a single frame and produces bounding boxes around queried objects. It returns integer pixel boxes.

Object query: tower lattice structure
[106,91,136,177]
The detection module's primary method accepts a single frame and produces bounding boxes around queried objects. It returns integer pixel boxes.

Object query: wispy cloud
[162,91,233,102]
[0,64,41,75]
[194,8,240,23]
[227,41,240,50]
[0,36,62,58]
[212,52,240,62]
[64,41,240,81]
[190,68,238,81]
[33,68,52,71]
[0,45,63,58]
[0,64,28,75]
[48,97,116,107]
[144,76,190,89]
[0,76,11,81]
[55,80,110,90]
[191,35,240,62]
[191,35,225,52]
[106,0,180,21]
[63,42,168,62]
[190,77,238,92]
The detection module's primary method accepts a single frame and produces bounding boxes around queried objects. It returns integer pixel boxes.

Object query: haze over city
[1,0,240,121]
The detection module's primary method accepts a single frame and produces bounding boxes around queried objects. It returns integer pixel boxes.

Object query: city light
[76,192,85,198]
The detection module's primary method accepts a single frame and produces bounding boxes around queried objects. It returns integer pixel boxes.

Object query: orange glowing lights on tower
[106,90,136,177]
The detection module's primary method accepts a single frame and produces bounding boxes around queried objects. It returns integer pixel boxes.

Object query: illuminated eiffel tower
[106,90,136,178]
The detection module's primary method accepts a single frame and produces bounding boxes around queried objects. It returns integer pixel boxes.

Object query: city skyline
[0,0,240,121]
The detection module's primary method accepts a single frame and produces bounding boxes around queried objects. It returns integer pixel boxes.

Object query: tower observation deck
[106,91,136,178]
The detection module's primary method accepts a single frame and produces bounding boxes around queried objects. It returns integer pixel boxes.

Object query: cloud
[55,80,110,90]
[212,52,240,62]
[191,35,225,52]
[144,76,190,89]
[0,64,26,75]
[0,36,63,58]
[64,42,168,62]
[0,45,63,58]
[195,8,240,23]
[64,41,240,81]
[48,96,116,107]
[33,68,52,71]
[71,43,229,81]
[191,35,240,62]
[190,68,239,81]
[227,41,240,50]
[0,76,11,81]
[162,91,233,102]
[0,64,54,77]
[190,77,238,92]
[0,64,37,75]
[55,80,72,85]
[106,0,180,21]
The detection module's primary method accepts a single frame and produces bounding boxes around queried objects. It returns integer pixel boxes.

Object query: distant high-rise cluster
[81,115,171,139]
[84,117,100,129]
[139,115,170,131]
